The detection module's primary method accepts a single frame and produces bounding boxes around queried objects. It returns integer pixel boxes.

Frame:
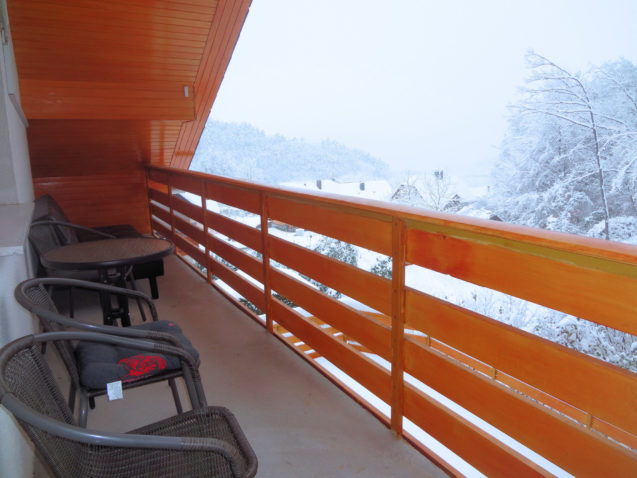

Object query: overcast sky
[209,0,637,180]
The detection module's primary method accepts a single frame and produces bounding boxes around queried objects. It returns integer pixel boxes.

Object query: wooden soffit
[8,0,251,168]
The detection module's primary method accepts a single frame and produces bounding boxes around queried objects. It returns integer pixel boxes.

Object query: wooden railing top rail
[147,164,637,268]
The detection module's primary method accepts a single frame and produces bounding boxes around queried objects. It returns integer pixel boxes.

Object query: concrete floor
[35,256,446,477]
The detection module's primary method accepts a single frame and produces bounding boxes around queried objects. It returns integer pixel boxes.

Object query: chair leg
[126,273,148,322]
[68,383,77,413]
[168,378,183,414]
[79,394,89,428]
[149,276,159,299]
[89,396,96,410]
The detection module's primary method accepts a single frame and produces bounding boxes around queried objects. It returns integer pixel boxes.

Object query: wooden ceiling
[8,0,251,167]
[6,0,251,232]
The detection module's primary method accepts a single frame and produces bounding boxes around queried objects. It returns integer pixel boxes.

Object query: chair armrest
[0,395,247,473]
[16,277,159,322]
[31,220,117,239]
[32,305,184,350]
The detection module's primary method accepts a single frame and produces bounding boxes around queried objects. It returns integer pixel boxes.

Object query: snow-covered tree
[493,53,637,241]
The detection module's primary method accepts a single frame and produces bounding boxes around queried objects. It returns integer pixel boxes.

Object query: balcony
[1,1,636,476]
[136,165,636,476]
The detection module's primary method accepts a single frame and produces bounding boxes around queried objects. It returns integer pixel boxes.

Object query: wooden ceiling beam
[20,79,195,120]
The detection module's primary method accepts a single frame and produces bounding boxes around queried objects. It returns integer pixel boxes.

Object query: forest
[490,52,636,244]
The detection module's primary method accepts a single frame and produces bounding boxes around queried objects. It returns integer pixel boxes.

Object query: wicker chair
[0,332,258,478]
[14,277,205,427]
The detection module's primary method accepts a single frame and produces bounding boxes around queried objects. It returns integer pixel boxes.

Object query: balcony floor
[35,255,445,477]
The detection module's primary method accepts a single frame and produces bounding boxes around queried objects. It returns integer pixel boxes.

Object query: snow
[281,178,393,202]
[181,191,221,214]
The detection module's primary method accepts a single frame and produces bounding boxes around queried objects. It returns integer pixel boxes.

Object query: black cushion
[74,321,199,390]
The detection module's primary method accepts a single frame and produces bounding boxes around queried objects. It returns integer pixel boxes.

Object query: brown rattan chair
[14,277,204,427]
[0,332,258,478]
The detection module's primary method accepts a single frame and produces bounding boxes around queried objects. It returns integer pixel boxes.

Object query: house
[282,178,393,202]
[0,2,635,477]
[391,183,427,206]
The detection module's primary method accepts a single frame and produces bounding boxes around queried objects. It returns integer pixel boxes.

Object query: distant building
[281,179,393,202]
[391,183,426,206]
[443,194,463,212]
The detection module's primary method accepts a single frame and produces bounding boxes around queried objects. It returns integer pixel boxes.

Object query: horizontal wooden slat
[174,215,206,246]
[210,257,266,311]
[172,194,204,224]
[204,180,261,214]
[268,196,392,255]
[405,288,637,436]
[269,236,392,315]
[270,268,391,359]
[171,173,205,197]
[404,339,637,477]
[150,217,171,239]
[172,232,206,266]
[406,228,637,336]
[271,299,391,404]
[148,169,170,187]
[208,234,264,283]
[149,203,172,226]
[404,385,545,477]
[205,209,262,252]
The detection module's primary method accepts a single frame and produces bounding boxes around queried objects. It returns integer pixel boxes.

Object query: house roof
[281,179,393,202]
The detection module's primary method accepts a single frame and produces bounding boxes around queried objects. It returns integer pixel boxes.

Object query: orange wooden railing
[146,164,637,477]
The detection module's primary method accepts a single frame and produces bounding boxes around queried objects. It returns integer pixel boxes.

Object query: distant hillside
[190,120,390,184]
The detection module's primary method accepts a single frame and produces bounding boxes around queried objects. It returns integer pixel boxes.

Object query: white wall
[0,3,36,476]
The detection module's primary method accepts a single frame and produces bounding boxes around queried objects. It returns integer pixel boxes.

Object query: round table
[42,237,174,326]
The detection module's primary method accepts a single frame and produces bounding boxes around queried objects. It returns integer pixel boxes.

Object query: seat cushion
[74,321,199,390]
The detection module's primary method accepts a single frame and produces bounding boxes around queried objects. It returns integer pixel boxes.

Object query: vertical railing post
[260,191,273,333]
[390,217,406,435]
[143,167,153,234]
[168,174,176,241]
[201,179,213,284]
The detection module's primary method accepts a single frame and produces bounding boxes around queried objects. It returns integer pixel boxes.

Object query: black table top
[41,237,174,270]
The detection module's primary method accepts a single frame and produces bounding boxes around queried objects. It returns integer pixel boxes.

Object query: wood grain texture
[404,386,547,478]
[271,299,392,404]
[407,228,637,335]
[269,268,392,359]
[170,0,252,168]
[209,256,266,310]
[404,339,637,477]
[405,287,637,435]
[33,173,150,233]
[269,235,392,315]
[8,0,250,237]
[268,196,393,255]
